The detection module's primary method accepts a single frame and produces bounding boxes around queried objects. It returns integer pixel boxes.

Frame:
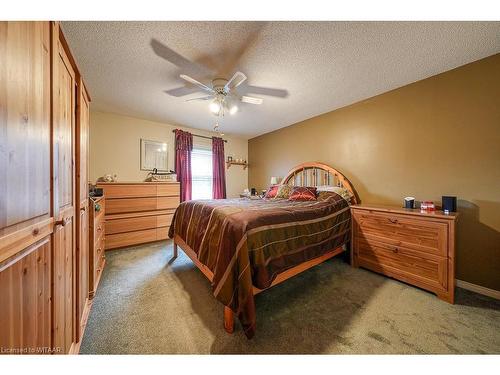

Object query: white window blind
[191,147,213,200]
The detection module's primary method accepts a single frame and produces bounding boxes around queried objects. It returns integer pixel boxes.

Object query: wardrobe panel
[0,237,52,354]
[0,21,51,230]
[52,23,77,353]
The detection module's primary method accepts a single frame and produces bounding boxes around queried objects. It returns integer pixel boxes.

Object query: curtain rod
[172,129,227,143]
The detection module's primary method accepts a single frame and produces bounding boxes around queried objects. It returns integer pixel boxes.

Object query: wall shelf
[226,161,248,170]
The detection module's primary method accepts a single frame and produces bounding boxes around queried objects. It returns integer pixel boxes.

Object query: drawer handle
[388,218,399,224]
[392,247,399,253]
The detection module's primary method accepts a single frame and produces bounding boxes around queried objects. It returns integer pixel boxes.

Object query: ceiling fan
[150,38,288,125]
[181,71,262,117]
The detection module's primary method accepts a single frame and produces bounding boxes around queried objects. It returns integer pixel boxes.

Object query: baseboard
[456,279,500,300]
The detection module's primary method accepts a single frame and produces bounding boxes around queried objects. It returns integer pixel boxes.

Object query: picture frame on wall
[140,139,168,171]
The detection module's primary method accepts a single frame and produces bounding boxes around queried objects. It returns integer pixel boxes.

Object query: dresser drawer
[106,197,157,214]
[356,236,447,290]
[156,227,169,241]
[157,213,173,228]
[157,184,180,197]
[105,213,173,235]
[106,215,156,234]
[99,184,157,199]
[157,196,180,210]
[352,210,448,257]
[105,228,158,249]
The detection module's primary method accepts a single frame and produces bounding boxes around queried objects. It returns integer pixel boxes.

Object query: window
[191,147,213,200]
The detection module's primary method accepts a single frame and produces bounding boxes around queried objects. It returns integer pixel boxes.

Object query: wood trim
[456,279,500,300]
[68,295,94,355]
[254,246,345,294]
[0,218,53,264]
[0,236,51,272]
[174,234,214,281]
[223,306,234,334]
[57,22,81,81]
[281,162,359,204]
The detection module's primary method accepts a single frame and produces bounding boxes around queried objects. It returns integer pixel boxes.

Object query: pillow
[264,185,279,199]
[317,187,353,202]
[288,186,317,201]
[275,184,292,199]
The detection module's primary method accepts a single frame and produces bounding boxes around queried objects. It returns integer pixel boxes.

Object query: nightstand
[350,204,458,303]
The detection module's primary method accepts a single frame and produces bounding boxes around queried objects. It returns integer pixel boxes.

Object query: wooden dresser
[351,204,458,303]
[89,196,105,297]
[96,182,180,250]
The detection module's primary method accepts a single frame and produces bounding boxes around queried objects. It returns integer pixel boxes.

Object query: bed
[168,162,359,338]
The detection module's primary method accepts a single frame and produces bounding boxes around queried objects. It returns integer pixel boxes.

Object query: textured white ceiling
[61,21,500,138]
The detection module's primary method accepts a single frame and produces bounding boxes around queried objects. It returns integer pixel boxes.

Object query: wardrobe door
[0,21,52,354]
[75,81,90,341]
[52,23,77,354]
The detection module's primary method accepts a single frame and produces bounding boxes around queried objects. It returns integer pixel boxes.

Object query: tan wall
[249,54,500,291]
[89,111,248,198]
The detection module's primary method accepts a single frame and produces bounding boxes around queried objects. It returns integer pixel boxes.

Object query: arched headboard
[281,162,359,204]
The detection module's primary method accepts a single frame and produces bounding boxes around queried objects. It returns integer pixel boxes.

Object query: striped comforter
[168,193,351,338]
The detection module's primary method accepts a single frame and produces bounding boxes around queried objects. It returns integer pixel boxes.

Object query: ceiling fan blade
[150,38,213,76]
[242,85,288,98]
[224,71,247,93]
[241,96,263,105]
[164,86,204,97]
[180,74,215,94]
[185,96,213,102]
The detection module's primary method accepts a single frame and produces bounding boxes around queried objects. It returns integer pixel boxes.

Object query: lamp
[270,176,279,185]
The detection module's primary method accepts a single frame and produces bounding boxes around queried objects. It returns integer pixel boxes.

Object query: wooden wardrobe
[0,21,91,354]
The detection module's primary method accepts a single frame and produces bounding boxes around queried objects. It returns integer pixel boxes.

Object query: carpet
[80,240,500,354]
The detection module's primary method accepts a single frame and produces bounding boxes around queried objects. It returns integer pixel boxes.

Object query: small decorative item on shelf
[97,173,117,182]
[144,168,177,182]
[226,159,248,169]
[420,201,435,211]
[227,156,233,162]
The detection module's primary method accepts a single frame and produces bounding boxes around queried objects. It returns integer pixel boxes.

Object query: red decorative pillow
[288,186,318,201]
[264,185,280,199]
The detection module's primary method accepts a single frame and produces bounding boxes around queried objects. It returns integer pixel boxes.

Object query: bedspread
[168,194,351,338]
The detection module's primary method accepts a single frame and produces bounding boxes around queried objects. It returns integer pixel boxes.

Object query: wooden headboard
[281,162,359,204]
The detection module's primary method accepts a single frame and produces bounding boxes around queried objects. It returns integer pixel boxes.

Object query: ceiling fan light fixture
[229,104,238,115]
[209,100,221,115]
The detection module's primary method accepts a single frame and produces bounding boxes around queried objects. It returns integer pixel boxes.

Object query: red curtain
[212,137,226,199]
[175,129,193,202]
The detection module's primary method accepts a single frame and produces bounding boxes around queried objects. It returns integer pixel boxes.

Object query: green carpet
[80,240,500,354]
